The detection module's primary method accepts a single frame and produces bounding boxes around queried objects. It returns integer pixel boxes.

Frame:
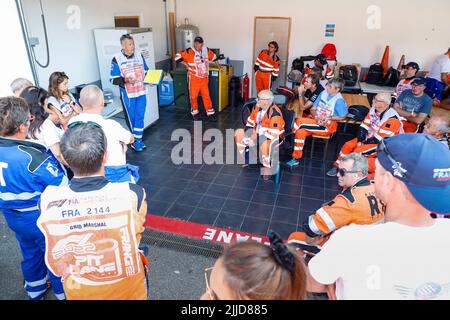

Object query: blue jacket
[0,138,68,213]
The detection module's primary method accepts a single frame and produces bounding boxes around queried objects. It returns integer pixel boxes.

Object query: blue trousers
[425,78,445,101]
[3,210,65,300]
[120,90,147,142]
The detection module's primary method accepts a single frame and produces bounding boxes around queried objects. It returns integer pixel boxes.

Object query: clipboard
[144,70,164,85]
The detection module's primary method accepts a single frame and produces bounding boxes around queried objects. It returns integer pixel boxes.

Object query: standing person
[286,78,348,167]
[394,62,420,100]
[10,78,33,97]
[70,85,138,183]
[175,36,222,121]
[20,86,66,166]
[308,134,450,300]
[393,77,433,133]
[110,34,150,152]
[254,41,281,94]
[326,93,402,176]
[201,231,307,300]
[47,71,82,127]
[426,48,450,101]
[0,97,67,300]
[37,123,149,300]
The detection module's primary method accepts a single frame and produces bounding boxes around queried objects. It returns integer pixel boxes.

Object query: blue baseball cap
[377,134,450,214]
[315,54,327,66]
[411,77,427,86]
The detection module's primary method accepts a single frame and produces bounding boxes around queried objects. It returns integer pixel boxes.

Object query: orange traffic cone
[381,45,390,77]
[397,54,405,70]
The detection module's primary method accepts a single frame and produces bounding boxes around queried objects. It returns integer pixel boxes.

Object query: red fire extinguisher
[242,73,249,102]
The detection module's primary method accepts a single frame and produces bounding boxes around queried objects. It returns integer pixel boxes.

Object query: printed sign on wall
[325,24,336,37]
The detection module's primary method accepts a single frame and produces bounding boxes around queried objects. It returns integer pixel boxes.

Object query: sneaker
[139,141,147,150]
[131,141,144,152]
[326,167,339,177]
[207,113,218,122]
[286,158,300,167]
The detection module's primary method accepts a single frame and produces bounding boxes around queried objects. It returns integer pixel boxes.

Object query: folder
[144,70,164,85]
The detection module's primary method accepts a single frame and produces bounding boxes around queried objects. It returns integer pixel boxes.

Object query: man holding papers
[110,33,149,152]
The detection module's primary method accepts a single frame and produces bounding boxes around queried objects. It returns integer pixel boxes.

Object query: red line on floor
[145,214,269,245]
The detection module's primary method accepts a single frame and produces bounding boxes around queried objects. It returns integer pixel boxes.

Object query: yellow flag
[144,70,164,85]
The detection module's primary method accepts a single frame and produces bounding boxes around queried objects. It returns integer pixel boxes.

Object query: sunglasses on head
[68,121,102,130]
[377,139,406,178]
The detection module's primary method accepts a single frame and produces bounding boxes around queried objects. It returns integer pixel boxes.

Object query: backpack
[366,63,384,85]
[383,67,400,87]
[321,43,337,61]
[339,65,358,86]
[347,105,370,122]
[276,86,296,101]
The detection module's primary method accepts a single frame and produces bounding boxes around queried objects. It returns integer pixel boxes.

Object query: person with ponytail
[201,231,308,300]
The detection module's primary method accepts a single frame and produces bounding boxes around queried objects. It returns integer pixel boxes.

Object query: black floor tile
[165,204,196,220]
[197,195,226,211]
[228,187,255,201]
[268,221,297,239]
[255,180,279,193]
[206,184,232,198]
[233,177,259,190]
[189,208,220,226]
[241,217,270,235]
[302,177,325,188]
[174,168,199,180]
[215,212,245,230]
[220,165,242,175]
[278,183,302,197]
[151,187,180,203]
[272,207,299,225]
[193,171,218,183]
[299,198,325,213]
[221,199,250,215]
[163,178,190,191]
[245,203,274,220]
[213,174,238,187]
[251,191,278,206]
[276,194,301,210]
[301,186,325,200]
[176,191,204,207]
[147,200,172,215]
[325,189,339,200]
[280,173,303,186]
[187,180,211,193]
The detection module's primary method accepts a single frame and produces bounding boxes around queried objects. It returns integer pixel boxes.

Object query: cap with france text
[377,134,450,214]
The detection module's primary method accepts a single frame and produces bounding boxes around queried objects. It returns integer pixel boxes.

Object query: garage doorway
[252,17,291,97]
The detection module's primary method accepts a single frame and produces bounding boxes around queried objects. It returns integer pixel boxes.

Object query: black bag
[347,105,370,121]
[383,67,400,87]
[339,65,358,86]
[366,63,384,85]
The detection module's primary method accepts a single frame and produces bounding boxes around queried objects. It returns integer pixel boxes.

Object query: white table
[359,82,395,94]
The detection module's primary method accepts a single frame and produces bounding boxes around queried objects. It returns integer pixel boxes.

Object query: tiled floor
[119,104,357,240]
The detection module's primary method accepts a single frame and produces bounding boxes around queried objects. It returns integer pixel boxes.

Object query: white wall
[0,0,34,96]
[22,0,170,88]
[176,0,450,81]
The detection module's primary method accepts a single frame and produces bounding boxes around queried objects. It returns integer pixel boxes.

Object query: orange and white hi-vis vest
[37,182,147,300]
[114,51,147,98]
[245,104,285,141]
[305,178,385,237]
[175,46,217,79]
[313,91,343,129]
[394,78,415,99]
[359,107,403,142]
[255,50,280,77]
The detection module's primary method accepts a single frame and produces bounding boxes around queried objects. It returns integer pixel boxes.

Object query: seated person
[326,92,403,176]
[393,62,420,100]
[425,47,450,101]
[235,90,285,178]
[286,78,348,167]
[393,77,432,133]
[47,71,82,127]
[291,74,325,116]
[288,153,385,258]
[423,115,449,148]
[312,53,335,80]
[69,85,138,183]
[10,78,33,97]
